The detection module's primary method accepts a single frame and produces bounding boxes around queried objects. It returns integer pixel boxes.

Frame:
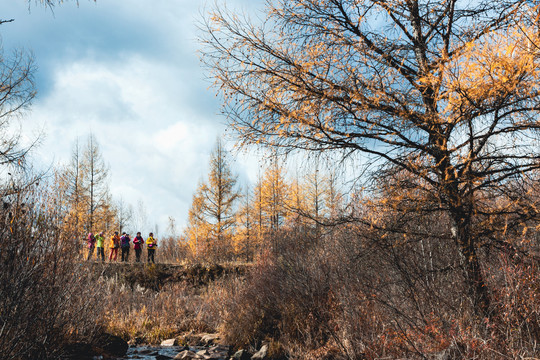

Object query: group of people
[86,231,158,263]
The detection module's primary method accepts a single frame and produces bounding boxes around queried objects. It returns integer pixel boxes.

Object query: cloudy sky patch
[2,0,263,234]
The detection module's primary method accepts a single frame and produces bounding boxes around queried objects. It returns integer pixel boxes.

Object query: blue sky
[1,0,263,235]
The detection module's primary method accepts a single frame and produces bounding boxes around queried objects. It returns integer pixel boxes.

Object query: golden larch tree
[202,0,540,317]
[184,138,240,261]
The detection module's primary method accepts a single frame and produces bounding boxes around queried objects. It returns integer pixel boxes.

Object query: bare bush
[217,220,539,359]
[0,179,101,359]
[157,235,193,264]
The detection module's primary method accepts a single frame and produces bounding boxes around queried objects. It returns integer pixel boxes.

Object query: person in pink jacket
[86,233,96,261]
[133,232,144,263]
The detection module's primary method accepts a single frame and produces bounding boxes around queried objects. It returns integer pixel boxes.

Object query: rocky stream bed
[119,345,229,360]
[85,335,268,360]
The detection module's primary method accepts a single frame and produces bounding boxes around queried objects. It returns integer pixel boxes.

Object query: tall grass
[99,266,242,345]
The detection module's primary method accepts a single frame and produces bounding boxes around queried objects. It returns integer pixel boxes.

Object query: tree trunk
[453,213,491,318]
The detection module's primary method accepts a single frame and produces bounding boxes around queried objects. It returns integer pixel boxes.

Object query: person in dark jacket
[120,232,131,262]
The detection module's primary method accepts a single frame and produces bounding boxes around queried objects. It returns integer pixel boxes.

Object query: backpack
[121,236,130,247]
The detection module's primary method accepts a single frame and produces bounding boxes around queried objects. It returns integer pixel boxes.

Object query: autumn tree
[300,162,331,230]
[252,168,265,246]
[325,168,345,220]
[263,157,291,232]
[81,133,111,233]
[296,159,348,229]
[185,183,211,257]
[59,138,88,240]
[234,184,256,261]
[185,138,240,260]
[257,157,293,250]
[61,134,113,235]
[203,0,540,317]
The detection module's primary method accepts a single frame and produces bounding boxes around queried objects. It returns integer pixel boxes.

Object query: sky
[1,0,264,235]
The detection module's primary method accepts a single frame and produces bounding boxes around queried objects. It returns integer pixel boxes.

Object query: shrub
[0,182,101,359]
[218,224,540,359]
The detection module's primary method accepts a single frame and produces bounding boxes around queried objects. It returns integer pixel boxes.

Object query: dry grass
[92,227,539,359]
[99,272,234,345]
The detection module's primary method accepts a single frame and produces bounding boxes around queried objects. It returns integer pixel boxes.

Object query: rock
[174,349,202,359]
[209,344,230,354]
[201,333,221,346]
[181,333,203,346]
[94,333,129,357]
[230,349,251,360]
[196,348,223,359]
[156,355,174,360]
[251,344,268,360]
[161,338,178,346]
[138,348,156,355]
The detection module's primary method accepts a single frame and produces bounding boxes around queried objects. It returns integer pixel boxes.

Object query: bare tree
[0,49,36,171]
[81,133,110,233]
[202,0,540,317]
[0,178,102,360]
[134,199,148,233]
[114,196,133,234]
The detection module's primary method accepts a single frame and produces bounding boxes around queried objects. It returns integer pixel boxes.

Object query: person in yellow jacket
[95,232,105,261]
[109,231,120,262]
[146,232,157,264]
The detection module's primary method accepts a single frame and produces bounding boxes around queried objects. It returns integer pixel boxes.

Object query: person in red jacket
[133,232,144,263]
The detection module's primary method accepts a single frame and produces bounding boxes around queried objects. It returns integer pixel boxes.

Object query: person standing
[86,233,96,261]
[109,231,120,261]
[120,232,131,262]
[146,232,157,264]
[133,232,144,263]
[95,231,105,262]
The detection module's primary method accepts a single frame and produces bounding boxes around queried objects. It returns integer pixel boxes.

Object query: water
[113,345,230,360]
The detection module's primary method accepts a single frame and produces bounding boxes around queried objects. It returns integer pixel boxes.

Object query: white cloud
[6,0,266,236]
[24,54,226,233]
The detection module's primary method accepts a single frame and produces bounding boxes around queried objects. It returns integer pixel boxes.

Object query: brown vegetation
[202,0,540,321]
[212,224,539,359]
[196,0,540,357]
[0,182,104,359]
[2,1,540,359]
